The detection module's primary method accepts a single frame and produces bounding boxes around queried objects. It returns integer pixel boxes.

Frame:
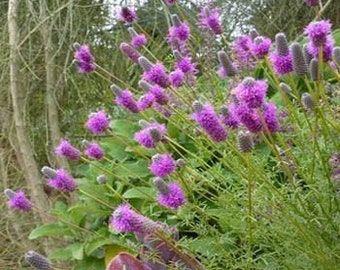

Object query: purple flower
[86,110,110,135]
[220,105,240,129]
[304,20,332,46]
[217,50,237,77]
[119,42,141,64]
[198,7,222,35]
[231,35,254,71]
[168,15,190,43]
[134,122,167,148]
[230,103,262,133]
[84,142,104,160]
[137,93,155,111]
[46,168,77,192]
[305,0,319,6]
[5,189,32,212]
[117,7,137,23]
[251,36,272,58]
[111,204,159,233]
[73,44,96,73]
[153,178,186,209]
[149,84,169,105]
[192,102,228,142]
[164,0,178,4]
[139,57,169,88]
[235,77,267,109]
[112,85,139,113]
[149,154,176,178]
[270,51,293,76]
[169,69,185,88]
[55,140,81,161]
[262,103,280,133]
[131,34,147,48]
[307,36,334,62]
[174,54,197,74]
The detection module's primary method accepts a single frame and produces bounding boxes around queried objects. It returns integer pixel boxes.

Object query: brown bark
[8,0,51,223]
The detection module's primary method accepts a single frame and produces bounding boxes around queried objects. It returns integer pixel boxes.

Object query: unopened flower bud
[138,80,152,92]
[176,159,186,167]
[153,177,170,195]
[41,166,57,179]
[138,56,153,71]
[309,58,320,81]
[138,119,149,127]
[333,47,340,67]
[301,92,315,111]
[250,29,259,40]
[25,251,52,270]
[275,33,289,56]
[237,131,254,152]
[193,101,203,112]
[72,42,80,50]
[171,14,181,26]
[96,175,107,184]
[291,42,308,76]
[279,82,292,94]
[217,50,237,77]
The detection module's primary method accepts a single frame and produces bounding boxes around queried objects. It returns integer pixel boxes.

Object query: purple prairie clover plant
[137,93,155,111]
[153,178,186,209]
[220,105,240,129]
[198,6,223,35]
[139,80,169,105]
[229,103,262,133]
[55,139,81,161]
[231,35,254,71]
[82,140,104,160]
[304,20,332,46]
[134,121,167,148]
[270,33,293,76]
[164,0,178,4]
[73,43,96,73]
[251,36,272,58]
[111,203,160,233]
[4,189,33,212]
[24,251,52,270]
[111,84,139,113]
[119,42,141,64]
[217,50,237,78]
[139,57,169,88]
[262,103,280,133]
[235,77,267,109]
[149,154,176,178]
[86,110,110,135]
[117,7,137,23]
[168,14,190,43]
[128,27,147,49]
[192,101,228,142]
[173,51,197,74]
[42,166,77,192]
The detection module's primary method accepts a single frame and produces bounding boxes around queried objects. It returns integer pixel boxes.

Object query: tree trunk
[8,0,51,223]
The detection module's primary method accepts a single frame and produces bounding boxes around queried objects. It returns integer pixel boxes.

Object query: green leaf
[101,137,129,160]
[49,247,73,261]
[114,160,150,178]
[111,119,137,138]
[123,187,155,200]
[28,223,74,239]
[85,238,119,256]
[71,243,84,260]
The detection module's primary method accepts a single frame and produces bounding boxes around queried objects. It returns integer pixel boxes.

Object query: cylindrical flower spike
[309,58,320,81]
[275,33,289,56]
[192,101,228,142]
[279,82,292,94]
[73,44,96,73]
[251,36,272,58]
[168,14,190,42]
[5,189,33,212]
[217,50,237,77]
[291,42,308,76]
[25,251,52,270]
[303,44,314,65]
[305,0,319,6]
[153,178,186,209]
[138,57,169,87]
[149,154,176,178]
[249,29,259,40]
[111,84,139,113]
[333,47,340,67]
[119,42,141,64]
[117,7,137,23]
[86,110,110,135]
[198,6,223,35]
[42,167,77,192]
[55,140,81,161]
[83,140,105,160]
[237,130,254,152]
[128,27,147,49]
[134,121,167,148]
[235,77,267,108]
[304,20,332,47]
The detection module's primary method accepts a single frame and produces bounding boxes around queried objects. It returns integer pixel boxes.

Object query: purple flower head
[111,204,159,233]
[73,44,96,73]
[5,189,32,212]
[305,20,332,46]
[149,153,176,178]
[139,57,169,88]
[45,168,77,192]
[198,7,222,35]
[137,93,155,111]
[235,77,267,108]
[112,85,139,113]
[169,69,185,88]
[262,103,280,133]
[164,0,178,4]
[270,51,293,76]
[230,103,262,133]
[192,102,228,142]
[86,110,110,135]
[117,7,137,23]
[139,80,168,105]
[119,42,141,64]
[305,0,319,6]
[131,35,147,49]
[168,15,190,43]
[251,36,272,58]
[83,140,104,160]
[134,121,167,148]
[153,178,186,209]
[231,35,254,71]
[307,36,334,62]
[55,140,81,161]
[220,105,240,129]
[174,53,197,75]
